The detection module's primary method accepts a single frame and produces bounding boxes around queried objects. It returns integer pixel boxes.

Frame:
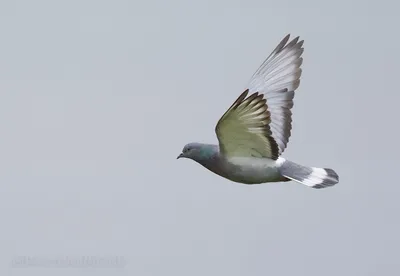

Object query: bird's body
[177,34,339,189]
[192,144,286,184]
[216,156,286,184]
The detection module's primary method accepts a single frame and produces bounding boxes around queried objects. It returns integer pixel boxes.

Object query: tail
[279,160,339,189]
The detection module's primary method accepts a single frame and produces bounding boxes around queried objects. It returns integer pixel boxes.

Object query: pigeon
[177,34,339,189]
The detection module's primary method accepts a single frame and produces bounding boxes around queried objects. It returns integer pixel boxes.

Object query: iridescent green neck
[197,144,217,160]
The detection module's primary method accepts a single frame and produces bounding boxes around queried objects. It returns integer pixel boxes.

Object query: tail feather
[279,160,339,189]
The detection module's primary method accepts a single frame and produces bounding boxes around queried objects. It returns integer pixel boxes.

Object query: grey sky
[1,0,399,275]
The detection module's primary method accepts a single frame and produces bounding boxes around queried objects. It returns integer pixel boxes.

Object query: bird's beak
[177,153,184,159]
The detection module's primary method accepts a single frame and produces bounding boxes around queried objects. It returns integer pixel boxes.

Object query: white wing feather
[247,34,304,154]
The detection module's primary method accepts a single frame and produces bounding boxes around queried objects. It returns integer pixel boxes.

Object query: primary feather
[247,34,303,155]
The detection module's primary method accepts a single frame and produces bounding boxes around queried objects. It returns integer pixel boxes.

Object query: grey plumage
[177,34,339,189]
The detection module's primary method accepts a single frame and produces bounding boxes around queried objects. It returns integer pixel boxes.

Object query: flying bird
[177,34,339,189]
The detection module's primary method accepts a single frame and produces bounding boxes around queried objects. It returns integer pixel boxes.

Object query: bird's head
[177,142,216,162]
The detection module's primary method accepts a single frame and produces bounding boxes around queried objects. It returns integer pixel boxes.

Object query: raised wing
[215,89,280,159]
[215,34,304,159]
[247,34,304,155]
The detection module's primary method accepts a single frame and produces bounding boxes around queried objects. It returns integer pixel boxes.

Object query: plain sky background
[0,0,399,275]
